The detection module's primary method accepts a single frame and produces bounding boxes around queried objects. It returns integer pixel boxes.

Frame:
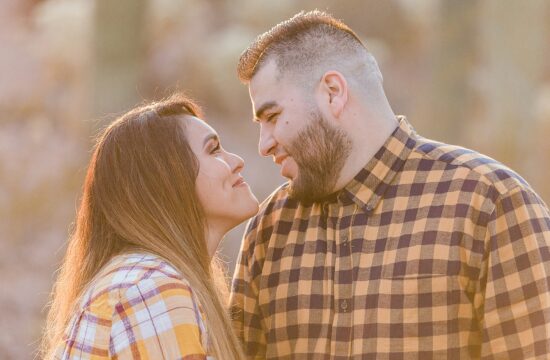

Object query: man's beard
[286,109,352,203]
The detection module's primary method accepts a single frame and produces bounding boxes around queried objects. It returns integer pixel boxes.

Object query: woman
[41,93,259,359]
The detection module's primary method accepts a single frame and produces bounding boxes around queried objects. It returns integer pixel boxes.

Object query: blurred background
[1,0,549,358]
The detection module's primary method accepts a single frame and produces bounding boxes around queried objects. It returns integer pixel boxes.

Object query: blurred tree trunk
[480,0,547,181]
[429,1,478,143]
[92,0,147,118]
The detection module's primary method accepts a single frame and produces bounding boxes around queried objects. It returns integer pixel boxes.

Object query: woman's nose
[228,152,245,173]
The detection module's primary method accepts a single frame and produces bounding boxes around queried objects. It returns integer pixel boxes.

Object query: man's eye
[266,113,279,123]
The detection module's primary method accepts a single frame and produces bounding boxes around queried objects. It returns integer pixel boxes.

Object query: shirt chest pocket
[377,273,451,299]
[371,273,473,353]
[376,258,459,310]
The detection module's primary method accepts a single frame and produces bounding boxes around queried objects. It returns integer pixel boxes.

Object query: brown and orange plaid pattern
[231,118,550,359]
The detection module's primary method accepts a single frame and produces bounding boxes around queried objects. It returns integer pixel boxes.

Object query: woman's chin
[241,189,260,216]
[238,198,260,224]
[210,193,260,235]
[229,198,260,230]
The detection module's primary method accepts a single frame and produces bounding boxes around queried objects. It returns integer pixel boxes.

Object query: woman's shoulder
[102,252,181,282]
[100,253,209,358]
[80,252,191,309]
[60,253,210,359]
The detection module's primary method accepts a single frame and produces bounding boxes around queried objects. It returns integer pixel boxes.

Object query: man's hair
[237,10,375,85]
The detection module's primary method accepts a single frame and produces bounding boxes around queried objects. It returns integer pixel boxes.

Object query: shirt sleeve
[230,217,267,359]
[110,275,208,359]
[481,186,550,359]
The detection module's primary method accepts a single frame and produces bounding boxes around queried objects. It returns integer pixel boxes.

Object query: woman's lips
[233,177,246,187]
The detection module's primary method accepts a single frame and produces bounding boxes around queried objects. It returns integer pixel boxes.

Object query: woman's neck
[205,224,226,258]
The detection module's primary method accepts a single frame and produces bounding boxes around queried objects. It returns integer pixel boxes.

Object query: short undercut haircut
[237,10,376,86]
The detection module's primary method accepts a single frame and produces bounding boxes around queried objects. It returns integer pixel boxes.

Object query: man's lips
[274,155,288,165]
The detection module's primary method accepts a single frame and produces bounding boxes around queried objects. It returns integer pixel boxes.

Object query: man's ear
[318,71,348,118]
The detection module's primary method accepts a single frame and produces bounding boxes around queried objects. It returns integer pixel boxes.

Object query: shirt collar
[341,116,416,213]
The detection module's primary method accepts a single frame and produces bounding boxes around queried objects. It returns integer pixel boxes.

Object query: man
[230,10,550,359]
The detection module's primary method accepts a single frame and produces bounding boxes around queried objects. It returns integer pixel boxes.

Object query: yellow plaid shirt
[230,117,550,359]
[55,253,213,359]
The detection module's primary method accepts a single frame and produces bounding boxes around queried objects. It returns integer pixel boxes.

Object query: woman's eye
[210,143,221,154]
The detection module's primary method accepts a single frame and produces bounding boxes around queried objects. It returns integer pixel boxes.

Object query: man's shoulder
[243,182,298,245]
[252,182,297,220]
[411,135,532,196]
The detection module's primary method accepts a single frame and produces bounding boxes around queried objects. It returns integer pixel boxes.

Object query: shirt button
[365,203,373,212]
[341,233,348,243]
[337,193,347,204]
[340,299,349,312]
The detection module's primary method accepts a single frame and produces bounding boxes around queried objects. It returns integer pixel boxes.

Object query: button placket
[322,202,329,215]
[341,233,349,244]
[331,201,356,356]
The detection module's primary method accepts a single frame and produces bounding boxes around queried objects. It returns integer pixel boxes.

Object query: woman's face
[184,116,259,253]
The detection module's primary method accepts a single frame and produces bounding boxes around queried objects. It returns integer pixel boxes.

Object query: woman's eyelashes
[208,140,221,155]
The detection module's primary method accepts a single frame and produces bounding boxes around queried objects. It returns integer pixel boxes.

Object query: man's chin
[287,173,341,203]
[287,180,320,203]
[280,167,297,181]
[286,179,301,199]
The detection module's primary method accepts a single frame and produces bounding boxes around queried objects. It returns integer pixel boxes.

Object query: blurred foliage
[0,0,548,358]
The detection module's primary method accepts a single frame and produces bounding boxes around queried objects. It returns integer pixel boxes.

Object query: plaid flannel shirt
[230,117,550,359]
[54,253,213,359]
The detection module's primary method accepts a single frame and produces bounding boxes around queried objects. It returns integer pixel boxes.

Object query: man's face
[249,60,352,202]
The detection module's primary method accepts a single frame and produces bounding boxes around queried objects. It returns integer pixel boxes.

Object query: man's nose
[259,126,276,157]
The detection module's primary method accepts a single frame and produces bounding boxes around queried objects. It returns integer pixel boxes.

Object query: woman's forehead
[184,116,218,147]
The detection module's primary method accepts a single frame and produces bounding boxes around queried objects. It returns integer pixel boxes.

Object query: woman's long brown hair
[41,94,244,359]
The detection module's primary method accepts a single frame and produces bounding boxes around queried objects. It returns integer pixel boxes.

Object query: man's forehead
[249,59,280,97]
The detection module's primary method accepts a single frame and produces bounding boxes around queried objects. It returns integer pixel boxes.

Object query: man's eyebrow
[253,101,278,122]
[202,133,219,148]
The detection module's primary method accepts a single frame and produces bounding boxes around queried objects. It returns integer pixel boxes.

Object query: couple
[42,11,550,359]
